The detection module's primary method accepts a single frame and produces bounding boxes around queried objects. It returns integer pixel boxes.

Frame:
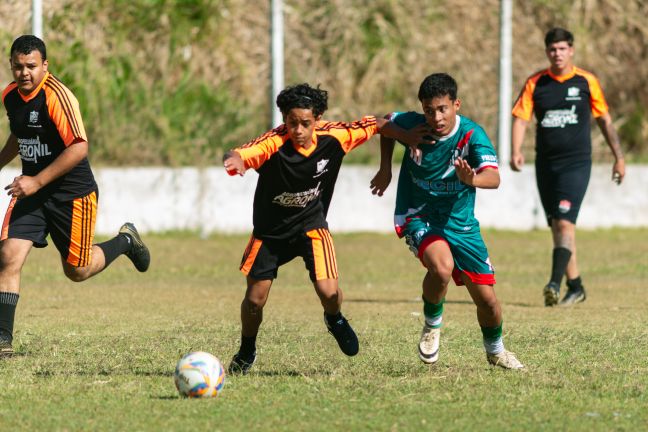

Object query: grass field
[0,229,646,431]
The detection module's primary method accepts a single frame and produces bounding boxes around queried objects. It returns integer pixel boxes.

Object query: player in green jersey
[371,73,524,369]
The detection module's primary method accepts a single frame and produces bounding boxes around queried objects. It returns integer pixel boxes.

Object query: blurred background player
[0,35,150,357]
[371,73,524,369]
[223,83,430,374]
[510,27,625,307]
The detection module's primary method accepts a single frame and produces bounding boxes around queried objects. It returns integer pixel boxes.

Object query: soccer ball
[174,351,225,398]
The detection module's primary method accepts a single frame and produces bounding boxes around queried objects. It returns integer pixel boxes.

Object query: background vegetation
[0,230,646,430]
[0,0,646,165]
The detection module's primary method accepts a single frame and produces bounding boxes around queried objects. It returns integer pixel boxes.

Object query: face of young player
[10,50,48,95]
[285,108,321,149]
[421,95,461,137]
[545,41,574,75]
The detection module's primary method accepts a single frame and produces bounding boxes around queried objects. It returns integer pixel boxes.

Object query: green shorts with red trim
[401,216,495,286]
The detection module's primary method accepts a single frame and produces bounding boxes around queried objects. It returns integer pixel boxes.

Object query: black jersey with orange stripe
[232,116,378,240]
[2,72,97,200]
[512,67,608,162]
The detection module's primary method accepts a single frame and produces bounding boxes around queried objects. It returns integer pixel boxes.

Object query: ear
[455,99,461,111]
[315,114,322,122]
[43,59,48,71]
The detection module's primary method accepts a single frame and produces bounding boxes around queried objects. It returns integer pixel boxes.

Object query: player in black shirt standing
[510,28,625,307]
[223,83,430,373]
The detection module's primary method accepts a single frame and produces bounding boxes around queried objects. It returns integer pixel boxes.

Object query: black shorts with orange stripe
[1,189,98,266]
[239,228,338,282]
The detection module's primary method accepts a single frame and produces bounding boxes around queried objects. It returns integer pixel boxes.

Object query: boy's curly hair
[276,83,328,117]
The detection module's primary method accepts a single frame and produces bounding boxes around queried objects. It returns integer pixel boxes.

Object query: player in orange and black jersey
[0,35,151,358]
[223,83,431,374]
[511,28,625,307]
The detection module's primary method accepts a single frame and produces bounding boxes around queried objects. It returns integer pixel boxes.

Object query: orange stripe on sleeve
[318,116,378,153]
[512,70,545,121]
[576,67,609,118]
[235,128,288,170]
[44,76,88,146]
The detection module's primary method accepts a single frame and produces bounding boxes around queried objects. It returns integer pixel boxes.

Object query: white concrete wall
[1,165,646,235]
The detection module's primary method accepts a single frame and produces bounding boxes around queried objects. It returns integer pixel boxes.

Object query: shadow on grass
[346,298,475,305]
[228,369,333,378]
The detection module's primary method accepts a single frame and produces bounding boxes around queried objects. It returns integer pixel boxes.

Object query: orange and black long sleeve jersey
[512,67,609,162]
[231,116,379,240]
[2,72,97,200]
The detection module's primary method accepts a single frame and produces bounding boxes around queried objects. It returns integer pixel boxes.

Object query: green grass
[1,229,647,431]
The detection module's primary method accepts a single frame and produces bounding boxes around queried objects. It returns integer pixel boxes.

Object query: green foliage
[0,230,647,430]
[619,104,648,160]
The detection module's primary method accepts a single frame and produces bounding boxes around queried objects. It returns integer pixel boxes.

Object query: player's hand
[370,168,392,196]
[510,152,524,172]
[223,151,246,176]
[398,124,435,165]
[454,158,475,186]
[4,175,41,199]
[612,158,625,185]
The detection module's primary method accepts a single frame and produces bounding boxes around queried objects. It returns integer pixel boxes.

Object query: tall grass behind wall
[0,0,646,166]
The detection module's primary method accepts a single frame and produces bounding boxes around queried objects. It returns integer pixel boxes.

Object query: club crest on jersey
[29,110,39,124]
[558,199,572,213]
[566,86,581,101]
[313,159,329,178]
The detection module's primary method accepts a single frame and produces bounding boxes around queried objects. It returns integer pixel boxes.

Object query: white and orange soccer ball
[174,351,225,398]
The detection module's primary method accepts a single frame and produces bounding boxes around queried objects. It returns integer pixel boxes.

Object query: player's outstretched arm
[455,158,500,189]
[595,113,625,185]
[370,135,395,196]
[223,150,246,176]
[510,117,527,172]
[377,118,434,149]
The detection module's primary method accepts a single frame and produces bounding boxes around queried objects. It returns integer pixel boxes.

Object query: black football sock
[0,292,19,339]
[550,247,572,285]
[96,234,132,267]
[567,276,583,291]
[240,335,257,357]
[324,311,343,326]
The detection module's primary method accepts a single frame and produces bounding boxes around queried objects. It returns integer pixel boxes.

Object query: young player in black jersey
[511,28,625,307]
[0,35,150,357]
[223,83,431,374]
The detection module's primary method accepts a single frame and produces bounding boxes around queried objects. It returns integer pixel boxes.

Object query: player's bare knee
[428,262,453,284]
[0,250,24,275]
[476,295,499,315]
[317,288,339,305]
[243,296,265,315]
[63,265,91,282]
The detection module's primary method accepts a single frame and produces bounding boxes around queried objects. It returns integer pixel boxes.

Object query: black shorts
[535,158,591,226]
[239,228,338,282]
[1,190,98,266]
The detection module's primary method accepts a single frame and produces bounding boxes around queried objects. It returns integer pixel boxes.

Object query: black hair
[544,27,574,48]
[276,83,328,117]
[418,73,457,101]
[10,35,47,60]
